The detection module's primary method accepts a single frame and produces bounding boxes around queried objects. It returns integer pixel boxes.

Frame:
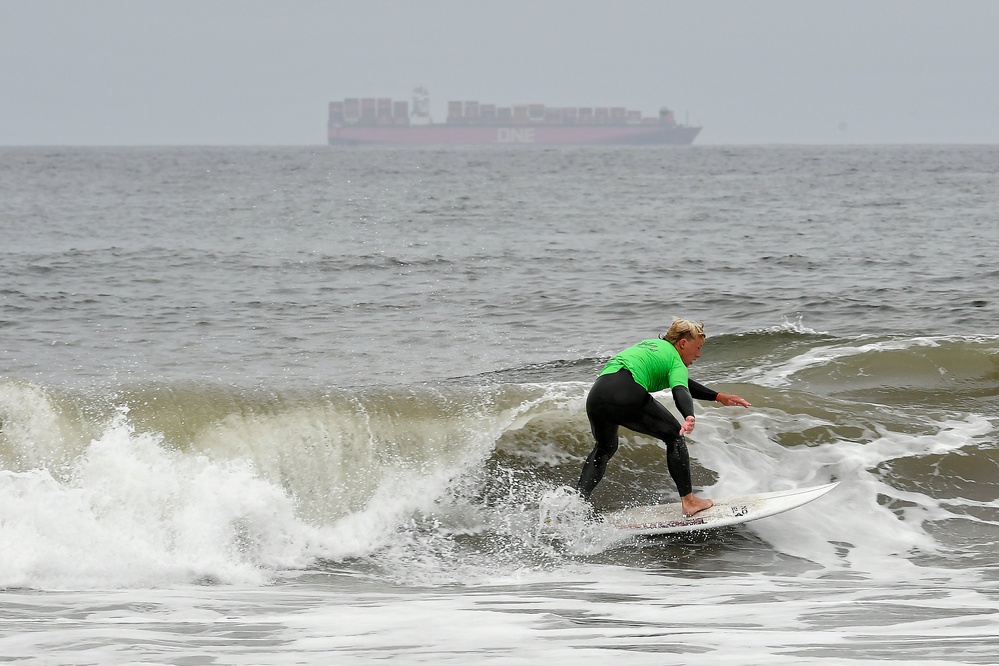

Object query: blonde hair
[660,318,706,344]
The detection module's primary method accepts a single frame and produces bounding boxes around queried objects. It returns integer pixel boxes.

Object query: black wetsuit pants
[577,368,692,499]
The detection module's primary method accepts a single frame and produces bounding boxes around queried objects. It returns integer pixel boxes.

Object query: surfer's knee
[662,432,687,454]
[589,432,619,461]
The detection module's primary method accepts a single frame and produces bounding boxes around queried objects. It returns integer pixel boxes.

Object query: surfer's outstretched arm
[689,379,751,407]
[716,392,751,407]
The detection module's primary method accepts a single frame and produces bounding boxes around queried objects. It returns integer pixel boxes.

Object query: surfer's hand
[717,393,751,408]
[680,415,695,434]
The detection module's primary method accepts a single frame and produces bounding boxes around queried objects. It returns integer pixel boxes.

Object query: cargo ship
[328,87,701,146]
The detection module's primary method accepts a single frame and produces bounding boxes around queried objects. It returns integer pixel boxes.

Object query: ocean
[1,144,998,664]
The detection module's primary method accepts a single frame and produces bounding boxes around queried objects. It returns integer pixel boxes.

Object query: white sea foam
[750,335,944,387]
[0,409,323,589]
[759,314,826,336]
[689,405,994,579]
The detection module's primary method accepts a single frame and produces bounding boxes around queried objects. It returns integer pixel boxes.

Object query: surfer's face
[676,336,704,367]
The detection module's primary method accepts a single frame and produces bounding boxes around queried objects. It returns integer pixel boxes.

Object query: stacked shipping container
[326,89,700,145]
[329,95,681,128]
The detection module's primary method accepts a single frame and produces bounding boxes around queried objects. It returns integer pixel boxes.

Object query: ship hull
[327,124,700,146]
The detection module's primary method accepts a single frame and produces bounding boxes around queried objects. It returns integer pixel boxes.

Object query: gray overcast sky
[2,0,998,145]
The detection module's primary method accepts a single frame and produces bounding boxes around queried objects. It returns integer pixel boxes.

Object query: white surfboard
[602,482,839,535]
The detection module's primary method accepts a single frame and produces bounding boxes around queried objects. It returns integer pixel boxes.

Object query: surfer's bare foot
[681,494,713,517]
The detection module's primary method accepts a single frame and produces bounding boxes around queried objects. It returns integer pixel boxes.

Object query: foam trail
[691,406,994,577]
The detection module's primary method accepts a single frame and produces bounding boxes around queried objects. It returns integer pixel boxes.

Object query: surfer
[577,318,750,516]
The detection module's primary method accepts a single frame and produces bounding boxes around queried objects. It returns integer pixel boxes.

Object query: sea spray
[0,408,318,588]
